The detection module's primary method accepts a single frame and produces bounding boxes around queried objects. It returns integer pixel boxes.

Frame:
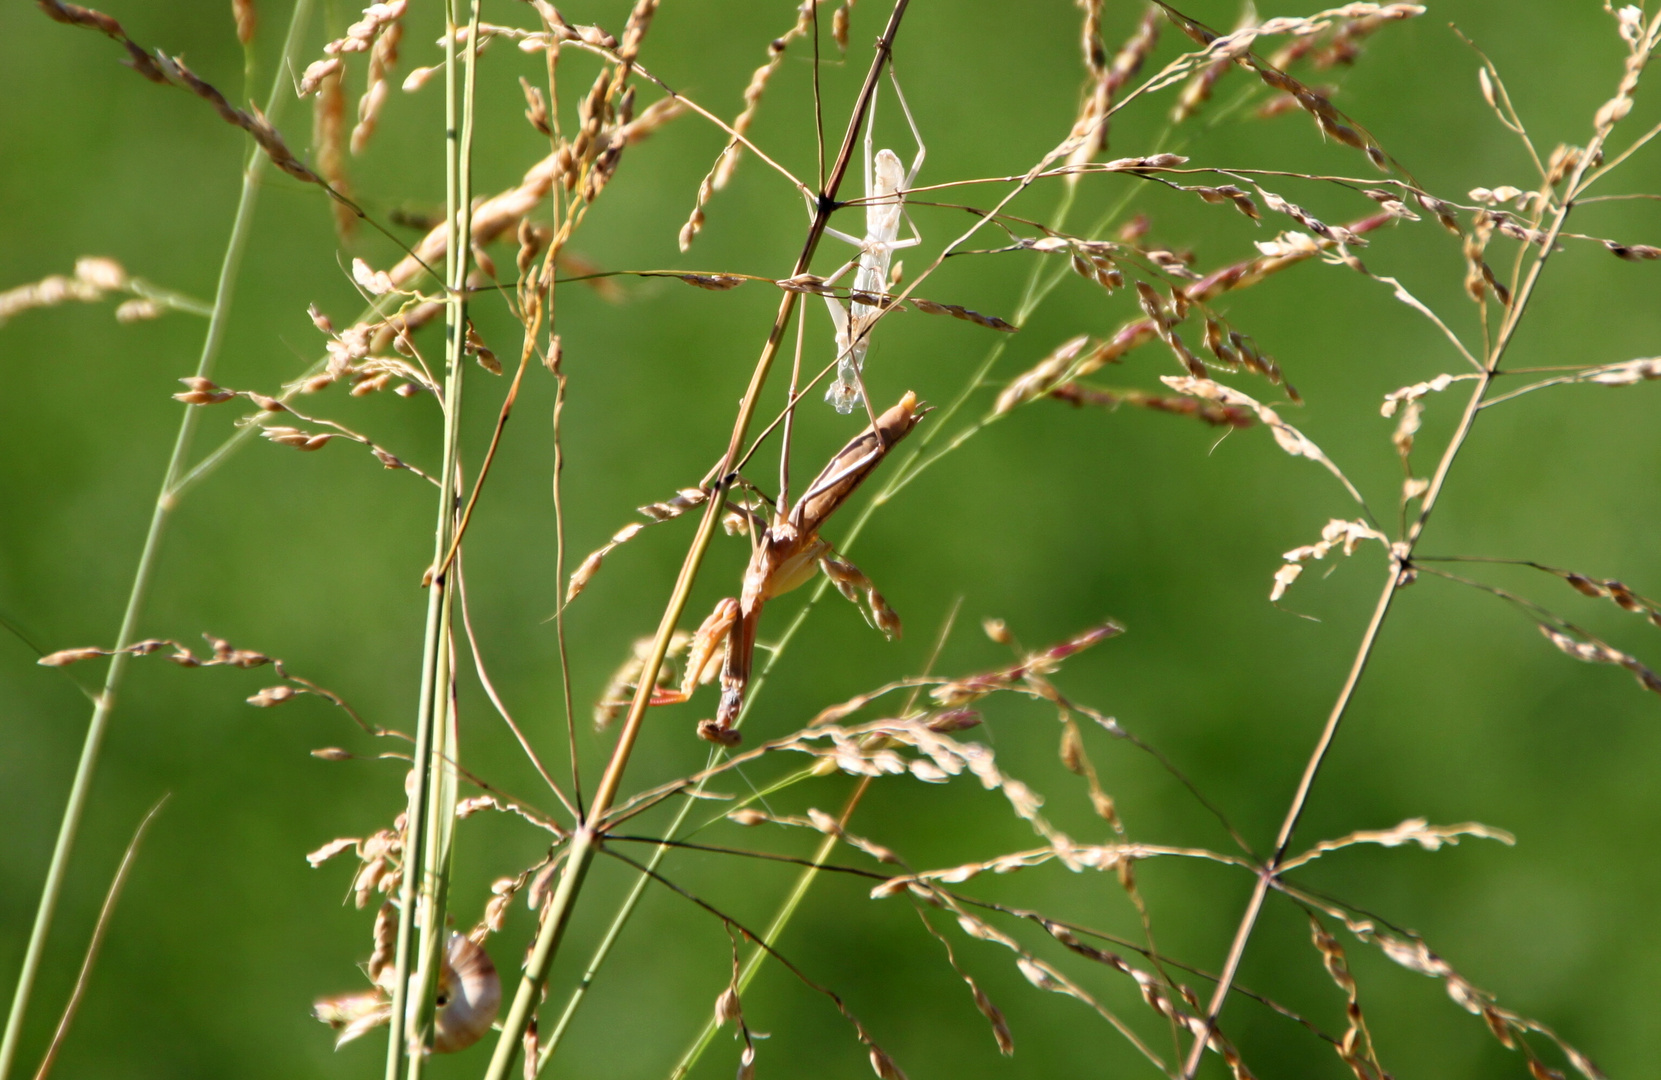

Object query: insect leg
[823,227,866,247]
[700,602,756,746]
[889,64,926,187]
[658,598,738,706]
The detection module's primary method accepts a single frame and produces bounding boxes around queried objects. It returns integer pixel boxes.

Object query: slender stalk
[548,214,582,820]
[417,4,483,1067]
[385,3,479,1076]
[667,602,961,1080]
[1177,103,1627,1080]
[31,798,167,1080]
[533,780,707,1075]
[0,5,314,1075]
[668,820,850,1080]
[480,9,915,1078]
[407,623,461,1080]
[385,563,454,1078]
[1178,574,1398,1080]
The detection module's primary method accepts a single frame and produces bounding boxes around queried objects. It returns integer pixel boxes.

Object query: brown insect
[653,390,925,745]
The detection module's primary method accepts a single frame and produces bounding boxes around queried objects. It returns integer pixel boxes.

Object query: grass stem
[1177,94,1632,1080]
[30,798,167,1080]
[0,5,314,1074]
[384,3,480,1076]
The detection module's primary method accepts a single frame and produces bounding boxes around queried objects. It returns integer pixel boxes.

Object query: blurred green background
[2,0,1658,1077]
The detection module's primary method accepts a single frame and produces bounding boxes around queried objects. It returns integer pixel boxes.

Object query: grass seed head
[37,647,107,668]
[925,709,981,732]
[110,298,157,322]
[37,0,169,83]
[350,18,402,156]
[714,986,742,1026]
[324,0,406,56]
[868,1046,907,1080]
[231,0,256,45]
[248,684,296,706]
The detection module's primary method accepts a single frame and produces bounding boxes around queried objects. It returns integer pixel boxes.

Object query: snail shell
[315,931,500,1054]
[430,932,501,1053]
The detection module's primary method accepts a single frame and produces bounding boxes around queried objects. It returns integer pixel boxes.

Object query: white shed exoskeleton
[820,73,926,415]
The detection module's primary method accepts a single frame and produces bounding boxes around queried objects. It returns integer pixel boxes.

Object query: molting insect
[655,391,925,745]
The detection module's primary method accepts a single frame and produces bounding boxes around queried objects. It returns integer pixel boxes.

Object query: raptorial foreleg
[649,597,737,706]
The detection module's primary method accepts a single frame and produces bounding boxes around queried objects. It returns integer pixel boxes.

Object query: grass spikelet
[350,10,402,154]
[37,633,381,733]
[617,0,661,65]
[0,257,209,325]
[1055,712,1119,826]
[1146,2,1419,168]
[156,52,322,185]
[1554,569,1661,626]
[1538,625,1661,696]
[994,334,1092,414]
[567,487,708,602]
[1270,519,1387,602]
[1048,383,1257,428]
[1308,915,1385,1080]
[929,620,1123,708]
[232,0,257,46]
[831,1,858,51]
[680,4,813,250]
[999,212,1400,407]
[908,298,1018,332]
[1282,817,1515,870]
[1172,8,1251,123]
[388,150,571,288]
[928,895,1182,1071]
[714,5,811,191]
[1163,375,1366,505]
[1113,6,1163,86]
[1579,356,1661,385]
[674,272,746,290]
[1365,927,1607,1078]
[313,65,354,241]
[325,1,405,56]
[35,0,168,83]
[917,910,1015,1055]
